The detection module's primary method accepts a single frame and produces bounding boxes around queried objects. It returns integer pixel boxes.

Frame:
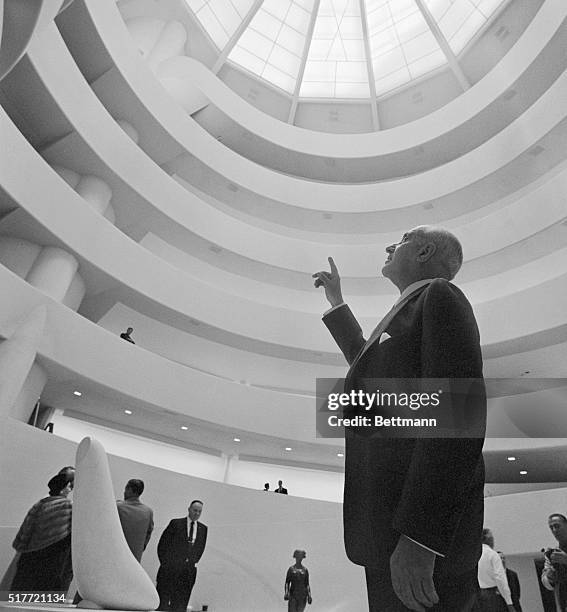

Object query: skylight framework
[186,0,508,100]
[228,0,316,94]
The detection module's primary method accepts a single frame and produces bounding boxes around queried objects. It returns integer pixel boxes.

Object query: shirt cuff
[323,302,346,317]
[404,535,445,558]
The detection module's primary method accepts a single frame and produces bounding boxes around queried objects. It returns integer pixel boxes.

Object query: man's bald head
[382,226,463,291]
[411,226,463,280]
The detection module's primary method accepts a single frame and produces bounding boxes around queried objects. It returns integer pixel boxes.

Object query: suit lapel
[350,284,428,371]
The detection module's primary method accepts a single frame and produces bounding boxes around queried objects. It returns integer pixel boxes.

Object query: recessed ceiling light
[233,437,241,442]
[507,457,516,461]
[285,447,292,451]
[181,426,188,431]
[124,410,133,415]
[73,391,82,397]
[520,470,528,475]
[337,453,344,457]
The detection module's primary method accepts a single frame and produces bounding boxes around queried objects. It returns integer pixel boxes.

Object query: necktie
[188,521,194,543]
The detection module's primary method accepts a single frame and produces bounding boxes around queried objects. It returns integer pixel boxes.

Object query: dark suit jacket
[506,568,522,611]
[275,487,288,494]
[323,279,486,575]
[157,518,207,569]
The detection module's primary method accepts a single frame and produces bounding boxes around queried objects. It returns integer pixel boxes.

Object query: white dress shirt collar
[394,279,437,307]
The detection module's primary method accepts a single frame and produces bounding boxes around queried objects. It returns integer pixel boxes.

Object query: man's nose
[386,244,396,253]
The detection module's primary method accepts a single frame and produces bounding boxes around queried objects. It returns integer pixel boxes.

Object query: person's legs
[169,566,196,612]
[365,565,479,612]
[288,597,307,612]
[475,590,507,612]
[156,567,172,611]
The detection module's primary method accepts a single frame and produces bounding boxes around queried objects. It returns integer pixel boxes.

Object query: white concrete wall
[53,415,344,503]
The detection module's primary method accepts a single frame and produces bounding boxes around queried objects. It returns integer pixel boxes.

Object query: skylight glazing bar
[414,0,470,91]
[212,0,265,74]
[287,0,321,124]
[359,0,379,130]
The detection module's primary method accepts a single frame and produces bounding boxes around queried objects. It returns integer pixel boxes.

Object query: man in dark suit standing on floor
[313,226,486,612]
[156,500,208,611]
[499,552,522,612]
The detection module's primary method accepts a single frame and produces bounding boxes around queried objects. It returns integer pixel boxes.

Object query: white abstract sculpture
[73,437,159,610]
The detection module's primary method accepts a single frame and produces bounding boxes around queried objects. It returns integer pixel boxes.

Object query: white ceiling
[0,0,566,479]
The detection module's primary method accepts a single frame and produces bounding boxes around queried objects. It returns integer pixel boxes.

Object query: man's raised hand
[312,257,343,307]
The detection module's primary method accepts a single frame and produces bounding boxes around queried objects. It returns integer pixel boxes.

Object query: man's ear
[416,242,436,263]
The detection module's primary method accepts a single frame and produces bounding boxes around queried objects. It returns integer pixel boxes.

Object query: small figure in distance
[120,327,135,344]
[263,483,270,492]
[284,549,312,612]
[274,480,288,494]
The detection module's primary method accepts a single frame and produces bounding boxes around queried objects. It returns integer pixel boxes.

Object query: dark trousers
[156,564,197,612]
[472,587,508,612]
[365,566,479,612]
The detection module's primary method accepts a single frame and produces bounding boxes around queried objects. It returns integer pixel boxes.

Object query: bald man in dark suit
[314,226,486,612]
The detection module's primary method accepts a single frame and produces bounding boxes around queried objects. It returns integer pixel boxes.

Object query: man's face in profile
[382,229,422,282]
[549,516,567,543]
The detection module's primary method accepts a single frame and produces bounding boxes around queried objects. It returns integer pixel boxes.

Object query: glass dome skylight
[186,0,507,99]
